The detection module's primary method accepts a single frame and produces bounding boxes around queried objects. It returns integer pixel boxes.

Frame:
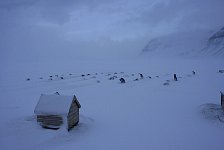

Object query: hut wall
[67,101,79,130]
[37,115,63,128]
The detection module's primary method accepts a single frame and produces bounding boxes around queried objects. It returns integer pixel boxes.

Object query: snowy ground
[0,58,224,150]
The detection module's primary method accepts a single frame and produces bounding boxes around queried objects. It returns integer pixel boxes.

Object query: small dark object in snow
[114,72,117,74]
[49,78,52,81]
[156,76,159,78]
[109,77,115,80]
[218,70,224,73]
[139,73,144,79]
[81,74,85,77]
[60,77,64,79]
[119,78,125,83]
[87,74,91,76]
[49,76,53,78]
[97,80,101,83]
[26,78,30,81]
[148,76,152,79]
[40,77,43,79]
[95,73,98,75]
[55,92,60,95]
[163,82,169,86]
[134,78,139,81]
[192,71,196,75]
[69,74,72,76]
[174,74,178,81]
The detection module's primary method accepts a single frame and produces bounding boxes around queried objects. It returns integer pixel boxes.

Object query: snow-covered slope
[201,27,224,57]
[142,28,224,58]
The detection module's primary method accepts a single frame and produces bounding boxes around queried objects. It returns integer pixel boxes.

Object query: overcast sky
[0,0,224,62]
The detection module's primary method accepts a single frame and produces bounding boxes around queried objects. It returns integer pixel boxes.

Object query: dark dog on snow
[119,78,125,83]
[174,74,178,81]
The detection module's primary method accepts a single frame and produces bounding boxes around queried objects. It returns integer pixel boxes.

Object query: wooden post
[221,92,224,110]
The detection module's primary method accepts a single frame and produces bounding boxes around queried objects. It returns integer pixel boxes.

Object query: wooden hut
[34,94,81,131]
[221,91,224,110]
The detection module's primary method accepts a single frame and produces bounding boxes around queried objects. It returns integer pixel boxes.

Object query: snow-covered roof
[34,94,77,116]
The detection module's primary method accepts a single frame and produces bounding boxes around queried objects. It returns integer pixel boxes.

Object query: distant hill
[200,27,224,57]
[142,27,224,58]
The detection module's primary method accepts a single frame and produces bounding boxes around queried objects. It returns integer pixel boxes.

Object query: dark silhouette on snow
[219,70,224,73]
[221,91,224,110]
[109,77,115,80]
[55,92,60,95]
[139,73,144,79]
[163,82,169,86]
[192,71,196,75]
[174,74,178,81]
[119,78,125,83]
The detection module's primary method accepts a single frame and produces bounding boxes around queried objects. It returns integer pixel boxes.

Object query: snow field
[0,59,224,150]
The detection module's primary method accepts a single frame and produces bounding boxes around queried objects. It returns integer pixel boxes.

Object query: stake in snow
[34,93,81,131]
[221,91,224,110]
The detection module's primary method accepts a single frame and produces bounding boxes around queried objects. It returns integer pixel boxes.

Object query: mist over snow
[1,0,224,150]
[0,0,224,65]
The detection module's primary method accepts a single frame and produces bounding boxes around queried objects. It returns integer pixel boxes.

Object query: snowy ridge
[201,27,224,56]
[142,27,224,58]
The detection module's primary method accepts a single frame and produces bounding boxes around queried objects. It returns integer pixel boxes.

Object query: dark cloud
[132,0,224,31]
[0,0,224,63]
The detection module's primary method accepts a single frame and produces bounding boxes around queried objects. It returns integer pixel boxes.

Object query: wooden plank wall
[37,115,63,127]
[67,101,79,130]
